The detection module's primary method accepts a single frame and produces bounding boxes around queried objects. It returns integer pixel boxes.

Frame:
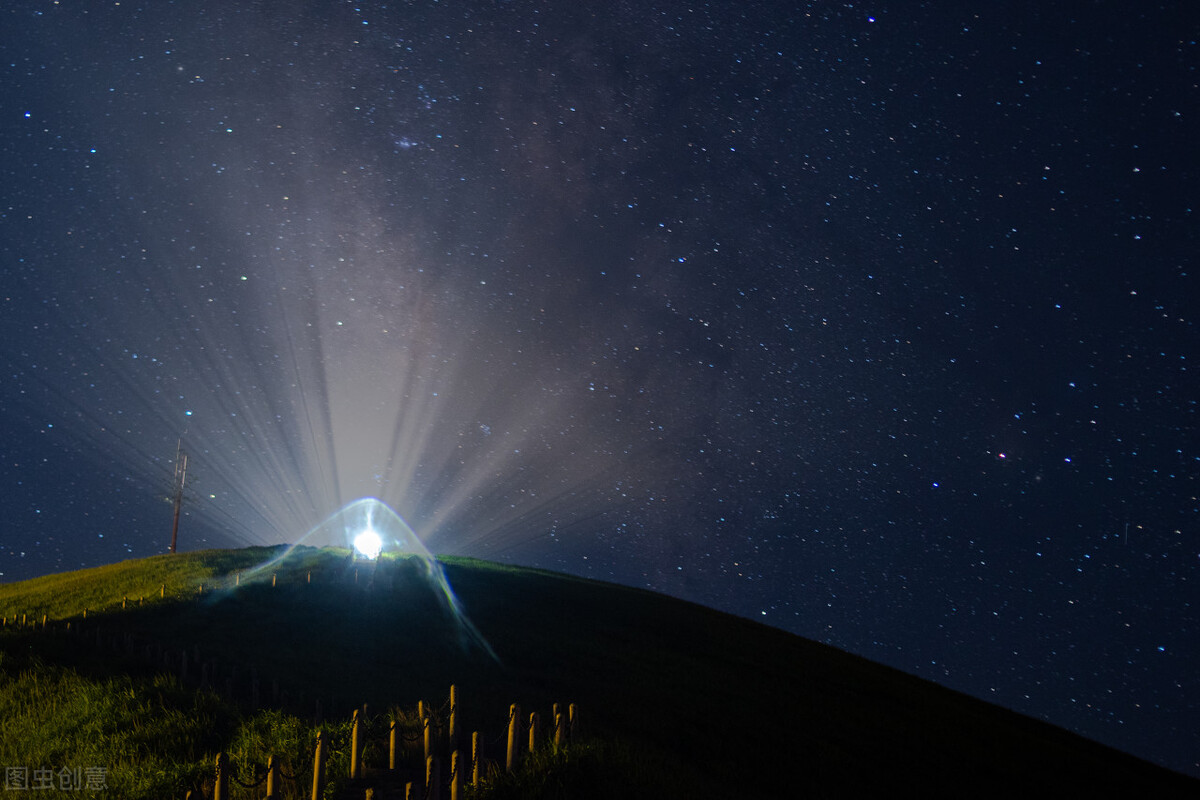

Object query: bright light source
[353,527,383,559]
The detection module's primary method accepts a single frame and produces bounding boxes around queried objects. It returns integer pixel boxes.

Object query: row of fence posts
[1,560,398,637]
[3,572,581,797]
[201,685,579,800]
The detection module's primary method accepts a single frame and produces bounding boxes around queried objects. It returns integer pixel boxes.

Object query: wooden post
[311,731,327,800]
[423,708,433,763]
[450,750,462,800]
[570,703,578,740]
[266,754,279,799]
[448,684,458,752]
[214,752,229,800]
[350,709,362,779]
[426,755,441,800]
[528,712,540,754]
[472,732,480,786]
[554,711,565,749]
[389,720,398,770]
[506,704,520,772]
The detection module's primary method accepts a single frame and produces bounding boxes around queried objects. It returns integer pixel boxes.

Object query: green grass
[1,546,1197,799]
[0,547,293,622]
[0,651,227,797]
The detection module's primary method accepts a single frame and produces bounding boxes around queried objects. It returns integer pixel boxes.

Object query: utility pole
[169,439,188,554]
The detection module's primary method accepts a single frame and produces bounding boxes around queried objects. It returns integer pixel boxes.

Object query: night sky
[2,0,1196,777]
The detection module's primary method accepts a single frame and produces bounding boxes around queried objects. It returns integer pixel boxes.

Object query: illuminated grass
[0,547,288,622]
[0,653,227,798]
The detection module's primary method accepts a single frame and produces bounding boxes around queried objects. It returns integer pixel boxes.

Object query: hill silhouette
[0,546,1195,798]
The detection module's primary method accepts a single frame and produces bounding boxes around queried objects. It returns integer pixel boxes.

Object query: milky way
[1,2,1195,776]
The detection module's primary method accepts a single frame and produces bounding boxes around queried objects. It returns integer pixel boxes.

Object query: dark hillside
[1,548,1195,798]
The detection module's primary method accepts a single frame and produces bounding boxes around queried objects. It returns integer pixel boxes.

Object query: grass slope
[0,546,1195,798]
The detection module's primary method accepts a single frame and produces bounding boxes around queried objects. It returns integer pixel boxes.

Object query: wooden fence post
[311,731,327,800]
[426,755,440,800]
[528,712,540,754]
[350,708,362,779]
[472,732,480,786]
[214,752,229,800]
[389,720,398,770]
[506,704,520,772]
[423,706,433,763]
[450,750,462,800]
[554,711,565,749]
[448,684,459,752]
[266,754,279,799]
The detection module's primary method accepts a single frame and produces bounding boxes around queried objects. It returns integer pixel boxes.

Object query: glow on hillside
[353,527,383,559]
[296,497,498,660]
[302,497,424,555]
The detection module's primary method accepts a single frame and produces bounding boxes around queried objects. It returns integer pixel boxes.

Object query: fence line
[194,686,579,799]
[1,565,584,798]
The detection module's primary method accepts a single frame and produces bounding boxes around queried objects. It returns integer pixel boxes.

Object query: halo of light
[353,527,383,559]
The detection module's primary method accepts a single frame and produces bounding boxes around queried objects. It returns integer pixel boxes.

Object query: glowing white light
[353,527,383,559]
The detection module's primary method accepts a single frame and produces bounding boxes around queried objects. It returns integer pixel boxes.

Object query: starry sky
[2,0,1196,778]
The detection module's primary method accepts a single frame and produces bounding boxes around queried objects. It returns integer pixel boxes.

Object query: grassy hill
[0,546,1195,798]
